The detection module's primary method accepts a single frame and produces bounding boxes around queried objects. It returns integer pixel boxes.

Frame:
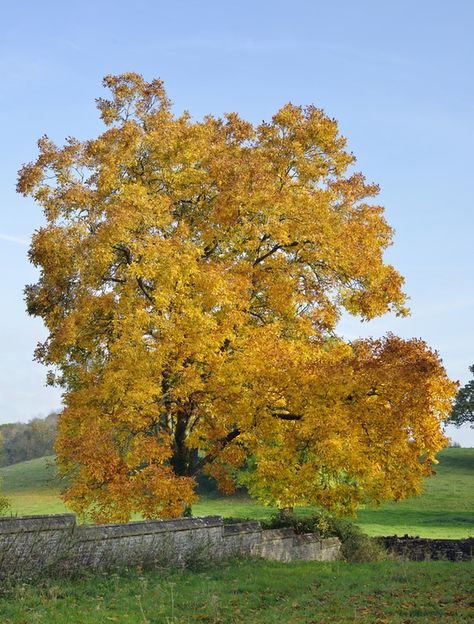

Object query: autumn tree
[449,364,474,428]
[18,74,456,523]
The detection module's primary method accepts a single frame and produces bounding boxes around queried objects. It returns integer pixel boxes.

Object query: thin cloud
[0,233,29,245]
[149,37,410,66]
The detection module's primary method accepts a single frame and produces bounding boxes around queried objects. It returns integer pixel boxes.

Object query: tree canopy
[449,364,474,428]
[18,73,456,523]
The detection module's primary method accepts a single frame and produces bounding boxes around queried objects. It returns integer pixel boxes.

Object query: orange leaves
[56,402,196,522]
[20,74,456,522]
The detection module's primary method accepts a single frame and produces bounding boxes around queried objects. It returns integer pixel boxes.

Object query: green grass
[0,456,69,516]
[0,560,472,623]
[355,448,474,538]
[1,448,473,537]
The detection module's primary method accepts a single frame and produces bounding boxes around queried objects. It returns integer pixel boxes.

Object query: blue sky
[1,0,473,444]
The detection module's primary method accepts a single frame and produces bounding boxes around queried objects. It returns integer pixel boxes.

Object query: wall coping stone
[260,528,295,540]
[293,533,322,544]
[223,522,262,536]
[76,516,223,541]
[0,514,76,534]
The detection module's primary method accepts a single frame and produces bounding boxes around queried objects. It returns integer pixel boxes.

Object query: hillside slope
[0,449,473,537]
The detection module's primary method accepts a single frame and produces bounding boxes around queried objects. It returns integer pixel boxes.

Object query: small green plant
[0,495,9,515]
[0,476,10,515]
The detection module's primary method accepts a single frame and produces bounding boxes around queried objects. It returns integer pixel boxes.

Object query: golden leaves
[19,74,456,522]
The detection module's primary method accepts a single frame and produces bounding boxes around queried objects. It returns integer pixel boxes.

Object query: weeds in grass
[136,593,148,624]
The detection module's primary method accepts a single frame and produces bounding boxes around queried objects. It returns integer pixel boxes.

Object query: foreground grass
[1,560,472,623]
[1,448,473,537]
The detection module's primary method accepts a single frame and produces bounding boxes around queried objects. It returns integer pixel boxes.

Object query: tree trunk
[278,507,294,520]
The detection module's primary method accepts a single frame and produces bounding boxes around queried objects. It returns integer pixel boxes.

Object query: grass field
[0,559,472,623]
[0,451,473,624]
[1,448,473,538]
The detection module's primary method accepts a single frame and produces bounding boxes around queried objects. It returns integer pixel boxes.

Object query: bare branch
[271,411,303,421]
[191,428,241,474]
[136,277,155,304]
[254,243,282,266]
[254,240,303,266]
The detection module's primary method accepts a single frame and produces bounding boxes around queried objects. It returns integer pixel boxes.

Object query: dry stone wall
[377,536,474,561]
[0,514,340,579]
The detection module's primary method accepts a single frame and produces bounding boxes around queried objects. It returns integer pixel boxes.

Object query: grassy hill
[0,455,69,516]
[0,448,473,538]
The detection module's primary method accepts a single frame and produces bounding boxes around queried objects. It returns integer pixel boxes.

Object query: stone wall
[0,514,341,580]
[378,536,474,561]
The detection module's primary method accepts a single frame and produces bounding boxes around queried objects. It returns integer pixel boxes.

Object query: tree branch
[254,244,282,266]
[202,240,219,259]
[136,277,155,304]
[102,275,126,284]
[253,240,303,266]
[271,411,302,421]
[191,428,241,475]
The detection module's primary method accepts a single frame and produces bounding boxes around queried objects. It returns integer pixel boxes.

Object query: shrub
[262,511,388,562]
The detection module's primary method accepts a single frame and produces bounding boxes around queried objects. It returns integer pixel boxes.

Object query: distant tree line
[0,413,58,467]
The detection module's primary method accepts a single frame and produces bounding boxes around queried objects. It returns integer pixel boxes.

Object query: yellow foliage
[18,74,456,522]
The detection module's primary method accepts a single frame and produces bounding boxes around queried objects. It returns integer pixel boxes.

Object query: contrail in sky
[0,233,29,245]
